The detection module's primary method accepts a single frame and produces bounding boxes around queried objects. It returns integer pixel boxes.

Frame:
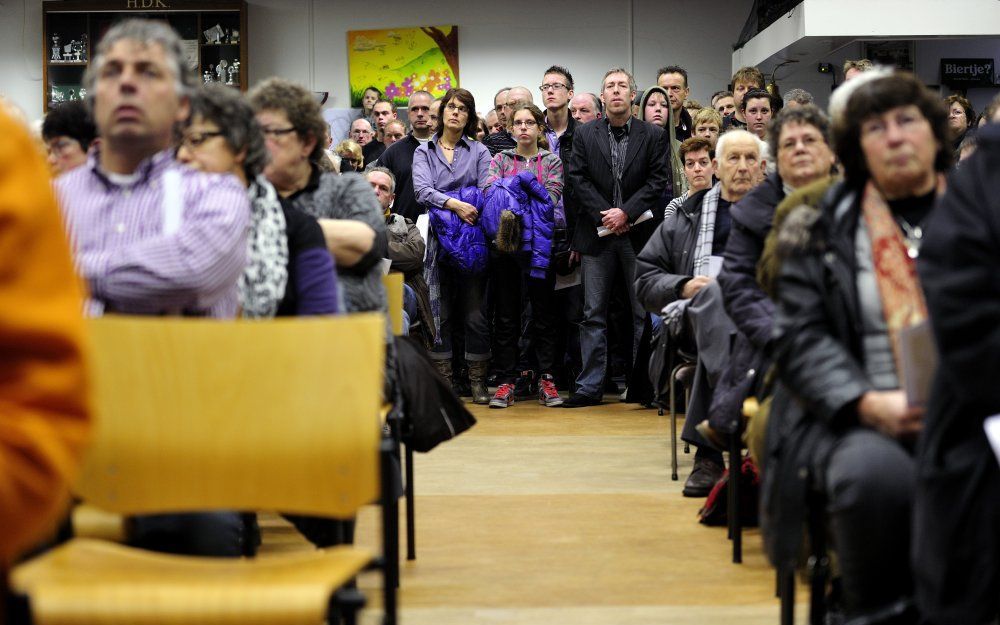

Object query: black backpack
[392,336,476,452]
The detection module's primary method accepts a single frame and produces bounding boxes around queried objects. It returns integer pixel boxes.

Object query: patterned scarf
[860,177,939,370]
[240,176,289,318]
[660,182,721,337]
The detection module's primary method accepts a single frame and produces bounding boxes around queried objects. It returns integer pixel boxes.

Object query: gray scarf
[240,176,289,318]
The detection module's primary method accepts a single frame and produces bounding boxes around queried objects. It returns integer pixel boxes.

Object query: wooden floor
[260,399,805,624]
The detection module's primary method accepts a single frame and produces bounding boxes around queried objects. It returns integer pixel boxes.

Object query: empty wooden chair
[9,314,396,625]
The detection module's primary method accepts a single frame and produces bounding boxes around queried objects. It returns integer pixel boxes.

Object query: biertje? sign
[940,58,995,88]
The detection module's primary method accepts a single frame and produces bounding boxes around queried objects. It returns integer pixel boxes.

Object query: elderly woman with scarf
[762,70,951,624]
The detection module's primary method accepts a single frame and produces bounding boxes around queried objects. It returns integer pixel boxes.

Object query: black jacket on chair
[568,117,669,255]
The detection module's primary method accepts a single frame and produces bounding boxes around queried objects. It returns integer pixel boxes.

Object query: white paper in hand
[984,415,1000,466]
[898,320,938,408]
[597,209,654,237]
[706,255,724,278]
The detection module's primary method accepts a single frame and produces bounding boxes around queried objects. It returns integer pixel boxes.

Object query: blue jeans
[432,266,490,362]
[575,237,646,398]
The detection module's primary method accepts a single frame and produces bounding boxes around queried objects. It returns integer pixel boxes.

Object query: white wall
[0,0,45,118]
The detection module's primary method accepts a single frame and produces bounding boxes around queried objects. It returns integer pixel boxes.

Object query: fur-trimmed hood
[756,176,840,297]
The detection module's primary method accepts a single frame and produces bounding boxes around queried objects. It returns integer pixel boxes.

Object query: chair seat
[11,538,374,625]
[674,363,696,386]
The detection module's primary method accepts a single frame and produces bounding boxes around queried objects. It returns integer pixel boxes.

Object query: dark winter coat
[913,123,1000,624]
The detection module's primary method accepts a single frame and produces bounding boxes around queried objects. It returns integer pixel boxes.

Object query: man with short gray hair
[57,19,249,555]
[782,88,814,108]
[569,92,603,124]
[635,129,765,495]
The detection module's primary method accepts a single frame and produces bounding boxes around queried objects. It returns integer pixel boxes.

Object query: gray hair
[366,166,396,194]
[766,104,830,159]
[187,84,269,180]
[408,90,433,106]
[716,128,764,162]
[783,88,814,106]
[601,67,637,93]
[83,19,196,106]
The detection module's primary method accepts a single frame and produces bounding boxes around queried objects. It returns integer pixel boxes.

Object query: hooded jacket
[483,169,556,279]
[427,186,488,275]
[640,85,688,205]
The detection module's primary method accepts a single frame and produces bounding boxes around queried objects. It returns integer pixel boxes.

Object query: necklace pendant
[907,246,919,259]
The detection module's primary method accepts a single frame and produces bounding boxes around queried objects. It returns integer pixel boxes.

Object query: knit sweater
[283,167,388,313]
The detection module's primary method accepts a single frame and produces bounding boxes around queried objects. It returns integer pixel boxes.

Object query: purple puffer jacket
[482,170,554,279]
[428,186,488,275]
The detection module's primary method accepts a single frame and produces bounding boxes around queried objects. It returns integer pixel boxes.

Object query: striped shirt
[56,149,250,318]
[608,118,632,207]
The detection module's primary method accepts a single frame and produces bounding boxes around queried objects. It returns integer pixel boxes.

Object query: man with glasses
[369,90,434,219]
[484,86,532,156]
[350,117,375,148]
[41,100,97,176]
[54,19,249,555]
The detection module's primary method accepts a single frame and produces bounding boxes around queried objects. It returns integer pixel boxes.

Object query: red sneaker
[490,383,516,409]
[537,374,564,407]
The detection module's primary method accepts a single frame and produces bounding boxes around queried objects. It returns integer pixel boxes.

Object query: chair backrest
[75,314,385,519]
[382,272,405,336]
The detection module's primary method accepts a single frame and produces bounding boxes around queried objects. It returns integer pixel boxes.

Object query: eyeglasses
[261,126,297,139]
[512,119,538,128]
[539,83,568,92]
[180,131,225,148]
[445,102,469,114]
[46,138,80,156]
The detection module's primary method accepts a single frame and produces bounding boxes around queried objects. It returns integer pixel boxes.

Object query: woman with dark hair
[41,100,97,175]
[412,87,492,402]
[249,78,386,315]
[177,84,340,318]
[944,94,975,151]
[761,70,951,624]
[485,103,564,408]
[475,116,489,141]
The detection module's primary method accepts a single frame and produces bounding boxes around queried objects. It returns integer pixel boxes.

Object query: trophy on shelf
[71,39,84,62]
[226,61,239,86]
[229,29,240,45]
[203,24,224,45]
[203,70,214,84]
[51,34,62,61]
[78,87,86,100]
[215,59,228,84]
[50,85,65,105]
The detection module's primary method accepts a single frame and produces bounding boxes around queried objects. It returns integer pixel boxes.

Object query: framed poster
[863,40,915,72]
[347,25,458,107]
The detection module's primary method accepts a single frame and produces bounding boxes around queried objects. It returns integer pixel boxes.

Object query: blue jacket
[428,186,488,275]
[483,170,555,279]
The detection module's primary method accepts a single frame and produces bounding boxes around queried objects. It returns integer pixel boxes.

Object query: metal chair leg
[669,364,680,481]
[729,433,742,564]
[779,565,795,625]
[405,444,416,561]
[683,386,691,454]
[379,439,399,625]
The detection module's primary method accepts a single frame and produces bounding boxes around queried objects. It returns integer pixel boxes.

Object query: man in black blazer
[561,68,669,407]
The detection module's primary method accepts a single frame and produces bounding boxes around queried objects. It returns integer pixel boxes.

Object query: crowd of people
[4,15,1000,625]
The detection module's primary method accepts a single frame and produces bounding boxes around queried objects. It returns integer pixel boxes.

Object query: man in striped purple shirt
[56,19,250,557]
[58,19,249,319]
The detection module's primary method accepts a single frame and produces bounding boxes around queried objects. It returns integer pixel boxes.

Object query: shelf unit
[42,0,248,112]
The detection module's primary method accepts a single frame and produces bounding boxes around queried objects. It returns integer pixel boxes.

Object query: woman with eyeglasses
[763,71,952,623]
[944,94,975,154]
[249,78,386,315]
[412,87,492,402]
[484,103,564,408]
[177,84,340,319]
